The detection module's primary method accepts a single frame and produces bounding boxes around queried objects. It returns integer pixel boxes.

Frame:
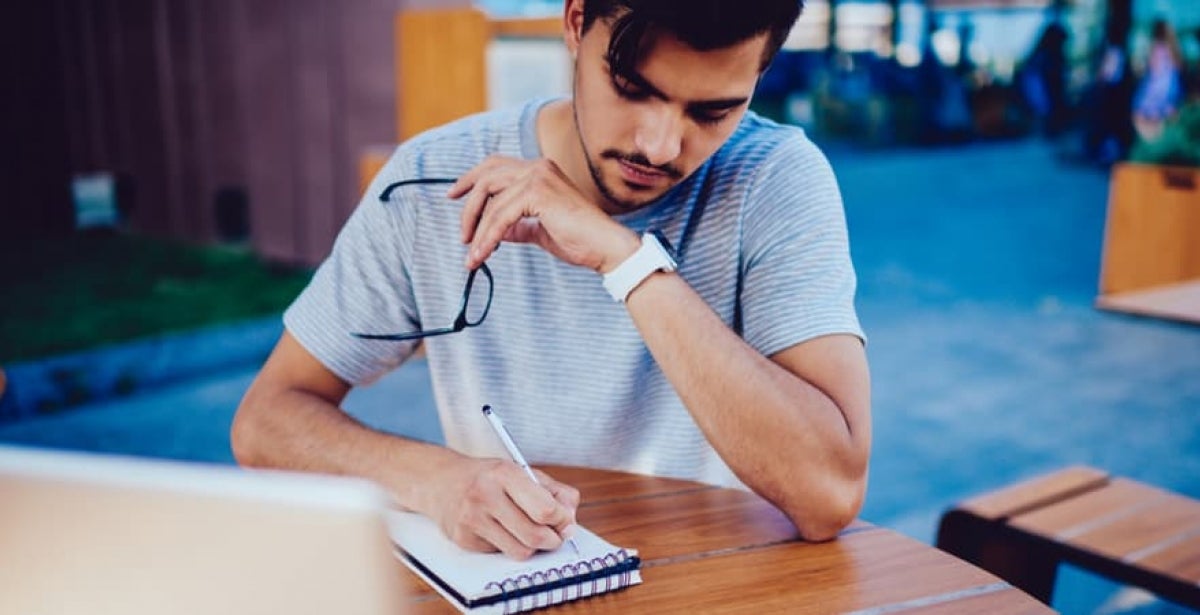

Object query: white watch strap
[602,231,677,303]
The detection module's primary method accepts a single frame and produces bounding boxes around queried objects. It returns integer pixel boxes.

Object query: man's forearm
[231,386,460,512]
[624,271,869,540]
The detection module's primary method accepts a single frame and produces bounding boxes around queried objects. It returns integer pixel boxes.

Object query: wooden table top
[400,466,1052,614]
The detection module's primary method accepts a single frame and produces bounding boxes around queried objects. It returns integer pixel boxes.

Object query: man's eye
[691,111,730,126]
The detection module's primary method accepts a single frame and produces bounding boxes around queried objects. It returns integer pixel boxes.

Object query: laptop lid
[0,445,409,615]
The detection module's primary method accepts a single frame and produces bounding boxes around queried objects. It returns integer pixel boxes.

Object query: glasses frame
[351,176,495,342]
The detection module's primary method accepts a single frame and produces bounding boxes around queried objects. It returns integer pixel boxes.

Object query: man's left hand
[448,155,639,273]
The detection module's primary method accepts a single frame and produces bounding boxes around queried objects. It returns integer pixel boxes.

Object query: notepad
[387,511,641,613]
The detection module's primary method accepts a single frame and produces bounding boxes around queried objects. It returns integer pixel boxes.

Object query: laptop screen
[0,445,410,615]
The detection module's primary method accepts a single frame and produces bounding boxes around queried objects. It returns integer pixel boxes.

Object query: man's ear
[563,0,585,59]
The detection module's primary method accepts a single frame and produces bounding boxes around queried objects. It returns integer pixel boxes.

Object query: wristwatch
[602,230,678,303]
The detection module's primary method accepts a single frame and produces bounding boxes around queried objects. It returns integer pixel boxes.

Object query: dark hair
[581,0,804,78]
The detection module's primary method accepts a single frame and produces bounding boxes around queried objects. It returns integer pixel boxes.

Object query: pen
[481,404,580,556]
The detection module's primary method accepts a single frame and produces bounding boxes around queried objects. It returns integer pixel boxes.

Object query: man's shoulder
[388,101,538,174]
[717,112,825,169]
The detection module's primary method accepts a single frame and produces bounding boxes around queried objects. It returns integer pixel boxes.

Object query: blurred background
[2,1,1199,613]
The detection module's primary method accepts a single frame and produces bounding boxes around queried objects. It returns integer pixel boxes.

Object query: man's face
[567,8,767,213]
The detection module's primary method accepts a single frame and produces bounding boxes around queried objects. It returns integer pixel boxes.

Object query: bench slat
[1010,478,1168,539]
[959,466,1109,520]
[1138,531,1200,584]
[1069,493,1200,561]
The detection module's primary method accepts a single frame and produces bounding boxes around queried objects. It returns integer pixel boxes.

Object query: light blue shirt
[285,98,862,485]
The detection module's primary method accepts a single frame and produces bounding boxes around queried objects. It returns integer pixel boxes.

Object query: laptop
[0,445,410,615]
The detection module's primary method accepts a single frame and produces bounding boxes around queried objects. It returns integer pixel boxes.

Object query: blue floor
[4,138,1198,614]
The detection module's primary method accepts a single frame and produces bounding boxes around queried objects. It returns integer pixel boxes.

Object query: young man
[232,0,870,560]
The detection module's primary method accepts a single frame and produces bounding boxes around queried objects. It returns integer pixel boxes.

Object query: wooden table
[400,466,1052,613]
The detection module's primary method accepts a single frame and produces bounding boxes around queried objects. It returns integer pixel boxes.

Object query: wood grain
[489,16,561,39]
[1010,477,1169,539]
[397,466,1047,613]
[570,530,999,614]
[1100,163,1200,294]
[1068,492,1200,561]
[957,466,1109,520]
[1137,531,1200,583]
[395,7,489,141]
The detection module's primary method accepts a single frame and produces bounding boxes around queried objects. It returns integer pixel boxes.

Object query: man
[232,0,870,560]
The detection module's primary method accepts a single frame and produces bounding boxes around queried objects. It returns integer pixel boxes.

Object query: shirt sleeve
[738,134,864,358]
[283,150,422,386]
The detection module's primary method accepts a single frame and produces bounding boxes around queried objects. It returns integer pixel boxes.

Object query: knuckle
[528,503,558,525]
[562,486,581,507]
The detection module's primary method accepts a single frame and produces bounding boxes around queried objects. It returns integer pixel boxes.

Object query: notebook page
[386,510,631,600]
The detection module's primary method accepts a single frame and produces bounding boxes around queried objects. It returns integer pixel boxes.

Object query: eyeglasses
[350,177,494,342]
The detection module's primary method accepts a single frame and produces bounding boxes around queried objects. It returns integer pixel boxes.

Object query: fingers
[453,155,519,245]
[466,188,529,269]
[448,460,580,560]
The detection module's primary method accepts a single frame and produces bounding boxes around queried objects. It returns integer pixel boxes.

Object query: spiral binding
[483,548,637,613]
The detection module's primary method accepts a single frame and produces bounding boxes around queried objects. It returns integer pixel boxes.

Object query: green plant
[0,231,312,363]
[1131,101,1200,167]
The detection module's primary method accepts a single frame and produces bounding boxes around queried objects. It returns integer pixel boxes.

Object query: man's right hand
[416,454,580,560]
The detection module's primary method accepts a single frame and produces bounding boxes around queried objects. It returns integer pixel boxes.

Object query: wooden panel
[197,0,246,194]
[240,0,300,262]
[898,586,1050,614]
[579,488,800,563]
[1138,531,1200,583]
[395,7,489,141]
[957,466,1109,520]
[359,147,395,198]
[587,530,999,614]
[1095,280,1200,326]
[404,529,1016,614]
[1100,163,1200,294]
[292,0,338,262]
[1069,492,1200,561]
[115,0,173,235]
[1,0,74,237]
[338,0,406,226]
[1010,478,1169,539]
[490,16,561,38]
[539,465,715,504]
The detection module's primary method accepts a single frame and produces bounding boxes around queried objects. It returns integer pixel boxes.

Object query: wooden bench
[936,466,1200,610]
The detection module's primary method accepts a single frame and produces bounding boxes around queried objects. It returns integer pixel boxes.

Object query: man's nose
[634,105,683,167]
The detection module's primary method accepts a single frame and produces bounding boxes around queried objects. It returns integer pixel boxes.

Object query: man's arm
[230,331,579,559]
[454,155,870,541]
[624,272,870,541]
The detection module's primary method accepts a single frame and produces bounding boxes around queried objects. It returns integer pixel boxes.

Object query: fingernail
[561,524,577,540]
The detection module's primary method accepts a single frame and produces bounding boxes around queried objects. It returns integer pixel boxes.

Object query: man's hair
[581,0,804,78]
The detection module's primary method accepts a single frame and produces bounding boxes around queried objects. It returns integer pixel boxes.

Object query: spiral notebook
[387,511,641,613]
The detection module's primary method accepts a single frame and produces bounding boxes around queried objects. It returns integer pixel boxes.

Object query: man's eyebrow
[619,69,750,110]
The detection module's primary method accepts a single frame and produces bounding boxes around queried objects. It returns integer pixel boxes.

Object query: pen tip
[481,405,491,414]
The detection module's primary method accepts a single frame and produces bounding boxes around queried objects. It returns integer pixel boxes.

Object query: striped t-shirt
[284,98,862,487]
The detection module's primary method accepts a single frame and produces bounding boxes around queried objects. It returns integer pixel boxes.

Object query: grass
[0,231,312,364]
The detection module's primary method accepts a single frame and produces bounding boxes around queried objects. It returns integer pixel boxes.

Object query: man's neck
[536,99,611,214]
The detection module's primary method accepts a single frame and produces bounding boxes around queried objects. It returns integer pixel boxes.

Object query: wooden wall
[3,0,469,266]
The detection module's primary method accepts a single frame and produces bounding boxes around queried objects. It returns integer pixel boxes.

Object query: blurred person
[231,0,871,560]
[915,15,971,143]
[1132,18,1184,142]
[1082,19,1135,164]
[1018,22,1069,137]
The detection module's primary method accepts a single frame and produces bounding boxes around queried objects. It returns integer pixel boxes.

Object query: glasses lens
[462,268,493,326]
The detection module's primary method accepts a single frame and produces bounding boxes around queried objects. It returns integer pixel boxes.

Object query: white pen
[481,404,580,556]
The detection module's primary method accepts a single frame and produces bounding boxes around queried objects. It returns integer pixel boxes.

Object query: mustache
[600,150,683,180]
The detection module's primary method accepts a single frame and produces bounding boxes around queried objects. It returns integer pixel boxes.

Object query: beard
[571,96,683,214]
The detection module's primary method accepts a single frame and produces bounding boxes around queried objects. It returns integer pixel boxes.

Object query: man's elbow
[230,393,269,468]
[784,478,866,542]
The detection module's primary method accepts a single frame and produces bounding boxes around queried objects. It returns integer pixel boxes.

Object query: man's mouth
[616,159,669,188]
